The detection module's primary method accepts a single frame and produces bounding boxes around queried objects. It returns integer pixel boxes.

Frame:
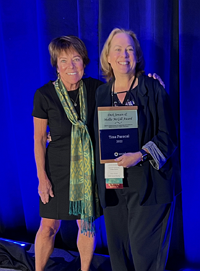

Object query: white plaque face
[98,108,138,130]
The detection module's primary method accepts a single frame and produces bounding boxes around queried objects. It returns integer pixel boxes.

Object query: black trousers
[103,188,175,271]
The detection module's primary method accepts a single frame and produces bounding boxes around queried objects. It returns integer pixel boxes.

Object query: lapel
[136,75,149,148]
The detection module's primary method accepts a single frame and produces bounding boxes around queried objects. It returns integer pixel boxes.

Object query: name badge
[105,163,124,189]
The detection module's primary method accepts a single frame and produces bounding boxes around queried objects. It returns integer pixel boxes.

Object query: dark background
[0,0,199,270]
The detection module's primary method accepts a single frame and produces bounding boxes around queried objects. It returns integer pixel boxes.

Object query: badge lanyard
[111,75,137,107]
[105,76,137,189]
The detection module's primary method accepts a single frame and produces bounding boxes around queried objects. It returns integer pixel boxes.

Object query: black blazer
[94,74,178,208]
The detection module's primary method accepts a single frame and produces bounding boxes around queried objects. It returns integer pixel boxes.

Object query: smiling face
[57,48,85,90]
[107,33,137,79]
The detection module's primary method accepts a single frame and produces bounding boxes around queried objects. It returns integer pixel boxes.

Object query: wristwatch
[140,149,149,162]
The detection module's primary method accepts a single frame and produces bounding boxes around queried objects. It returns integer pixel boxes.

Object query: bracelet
[139,149,149,162]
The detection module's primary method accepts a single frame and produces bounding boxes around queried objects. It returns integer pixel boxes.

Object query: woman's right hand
[115,152,142,168]
[38,175,54,204]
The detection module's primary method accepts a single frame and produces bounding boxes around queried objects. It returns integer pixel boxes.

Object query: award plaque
[98,106,139,163]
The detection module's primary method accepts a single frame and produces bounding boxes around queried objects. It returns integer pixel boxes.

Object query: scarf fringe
[69,200,82,216]
[69,201,96,236]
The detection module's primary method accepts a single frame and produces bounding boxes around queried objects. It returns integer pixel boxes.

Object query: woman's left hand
[115,152,142,168]
[47,132,52,143]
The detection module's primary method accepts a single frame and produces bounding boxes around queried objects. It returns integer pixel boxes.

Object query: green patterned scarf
[54,78,100,234]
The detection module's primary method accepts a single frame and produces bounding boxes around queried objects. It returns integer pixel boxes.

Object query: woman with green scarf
[32,36,102,271]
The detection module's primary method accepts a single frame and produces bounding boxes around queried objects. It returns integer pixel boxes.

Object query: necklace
[111,76,137,106]
[70,89,79,107]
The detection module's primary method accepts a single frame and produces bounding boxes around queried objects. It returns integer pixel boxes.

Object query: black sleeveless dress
[32,77,103,220]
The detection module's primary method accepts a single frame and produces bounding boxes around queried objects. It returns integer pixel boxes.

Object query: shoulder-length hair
[48,36,90,68]
[100,28,145,82]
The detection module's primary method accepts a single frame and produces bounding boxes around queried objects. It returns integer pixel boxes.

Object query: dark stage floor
[0,239,196,271]
[0,240,111,271]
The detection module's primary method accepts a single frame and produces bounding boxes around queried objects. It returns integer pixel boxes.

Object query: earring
[57,72,60,79]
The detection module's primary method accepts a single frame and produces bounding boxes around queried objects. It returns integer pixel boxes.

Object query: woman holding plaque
[94,28,178,271]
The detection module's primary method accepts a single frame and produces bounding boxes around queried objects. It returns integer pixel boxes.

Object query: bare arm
[33,117,54,204]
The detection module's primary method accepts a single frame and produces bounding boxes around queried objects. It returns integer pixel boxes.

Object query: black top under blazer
[94,74,178,208]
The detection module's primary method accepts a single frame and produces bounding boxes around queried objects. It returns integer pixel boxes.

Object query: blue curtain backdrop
[0,0,199,269]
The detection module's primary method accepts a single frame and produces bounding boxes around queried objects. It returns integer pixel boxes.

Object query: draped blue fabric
[179,0,200,267]
[0,0,199,268]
